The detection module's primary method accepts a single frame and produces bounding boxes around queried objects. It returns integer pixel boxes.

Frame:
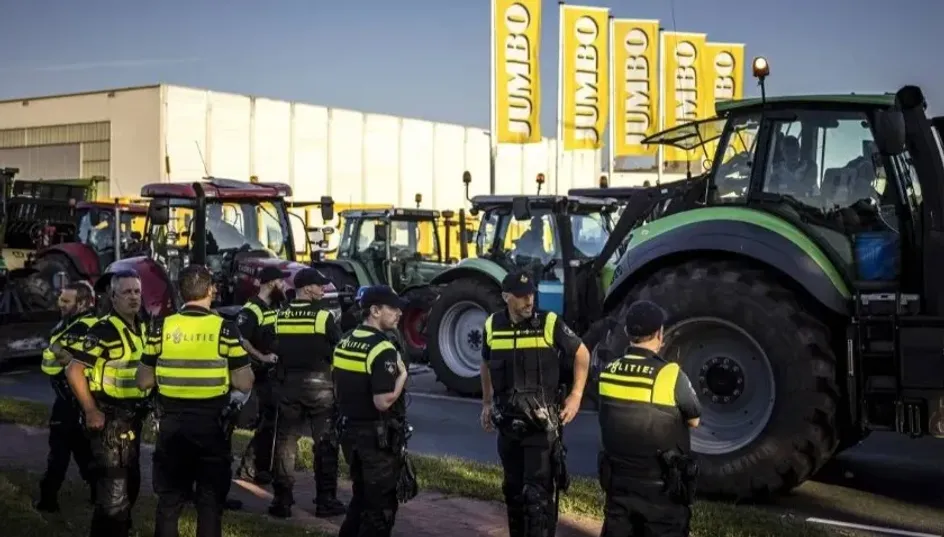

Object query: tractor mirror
[374,223,389,242]
[511,197,532,221]
[148,200,170,226]
[320,196,335,222]
[873,109,907,155]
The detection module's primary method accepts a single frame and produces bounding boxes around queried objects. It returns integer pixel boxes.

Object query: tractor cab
[102,178,335,316]
[74,201,148,267]
[470,194,620,332]
[336,207,448,292]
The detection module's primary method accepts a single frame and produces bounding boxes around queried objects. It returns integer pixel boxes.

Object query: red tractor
[25,200,148,309]
[95,178,336,318]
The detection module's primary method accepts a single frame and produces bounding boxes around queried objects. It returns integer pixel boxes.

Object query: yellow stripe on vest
[598,362,680,407]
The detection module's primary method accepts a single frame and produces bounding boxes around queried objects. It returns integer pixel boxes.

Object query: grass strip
[0,468,326,537]
[0,396,828,537]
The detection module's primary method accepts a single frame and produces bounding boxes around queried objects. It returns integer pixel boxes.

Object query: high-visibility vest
[87,316,150,400]
[41,315,98,376]
[241,301,277,330]
[154,313,231,399]
[332,329,395,375]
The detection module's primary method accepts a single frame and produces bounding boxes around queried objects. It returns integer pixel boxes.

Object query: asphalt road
[3,363,943,536]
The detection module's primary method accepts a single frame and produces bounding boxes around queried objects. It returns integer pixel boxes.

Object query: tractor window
[150,200,194,268]
[713,114,761,202]
[390,219,441,262]
[476,211,502,257]
[761,111,896,233]
[355,219,379,255]
[256,201,287,256]
[506,212,558,265]
[570,212,610,258]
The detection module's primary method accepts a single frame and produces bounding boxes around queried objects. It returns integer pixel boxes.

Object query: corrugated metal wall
[0,122,110,188]
[164,86,602,210]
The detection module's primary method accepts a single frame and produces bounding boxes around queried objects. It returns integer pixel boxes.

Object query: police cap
[501,271,536,297]
[258,266,286,285]
[293,268,330,289]
[361,285,408,310]
[625,300,667,338]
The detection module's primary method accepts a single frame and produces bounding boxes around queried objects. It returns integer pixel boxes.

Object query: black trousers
[598,453,691,537]
[338,424,400,537]
[88,405,145,537]
[271,375,338,507]
[237,375,277,479]
[497,429,558,537]
[39,384,95,502]
[152,411,231,537]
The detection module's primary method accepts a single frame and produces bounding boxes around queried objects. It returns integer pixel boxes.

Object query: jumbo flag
[609,19,659,158]
[492,0,543,144]
[703,42,746,159]
[661,31,708,162]
[559,4,609,151]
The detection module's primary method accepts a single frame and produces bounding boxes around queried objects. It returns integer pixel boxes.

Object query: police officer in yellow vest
[135,265,255,537]
[334,285,410,537]
[36,281,98,512]
[597,300,701,537]
[268,268,345,519]
[235,266,284,484]
[66,270,150,537]
[480,271,590,537]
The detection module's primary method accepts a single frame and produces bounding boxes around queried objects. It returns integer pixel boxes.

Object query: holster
[658,449,699,505]
[324,404,342,449]
[396,450,419,504]
[102,416,137,468]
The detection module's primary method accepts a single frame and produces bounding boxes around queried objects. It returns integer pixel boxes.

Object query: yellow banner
[703,43,746,159]
[560,5,609,151]
[662,31,708,162]
[610,19,659,157]
[492,0,543,144]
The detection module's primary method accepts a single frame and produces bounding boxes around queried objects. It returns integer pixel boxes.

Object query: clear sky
[0,0,941,131]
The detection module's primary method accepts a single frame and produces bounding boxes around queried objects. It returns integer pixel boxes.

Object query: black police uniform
[142,304,252,537]
[269,268,345,517]
[484,272,584,537]
[597,301,702,537]
[334,286,409,537]
[70,312,151,537]
[36,310,98,511]
[234,269,280,482]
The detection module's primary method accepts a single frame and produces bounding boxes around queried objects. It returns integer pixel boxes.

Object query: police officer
[235,266,284,484]
[66,270,151,537]
[334,285,410,537]
[268,268,345,519]
[36,281,98,512]
[480,271,590,537]
[597,300,701,537]
[135,265,255,537]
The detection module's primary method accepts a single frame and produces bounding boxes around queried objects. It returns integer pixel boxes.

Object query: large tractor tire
[628,259,839,500]
[426,279,503,396]
[398,287,438,365]
[20,253,83,312]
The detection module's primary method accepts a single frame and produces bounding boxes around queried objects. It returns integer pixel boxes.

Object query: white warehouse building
[0,84,603,208]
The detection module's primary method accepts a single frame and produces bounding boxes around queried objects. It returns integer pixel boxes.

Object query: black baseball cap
[361,285,409,310]
[624,300,667,338]
[501,271,536,297]
[258,266,286,285]
[293,268,330,289]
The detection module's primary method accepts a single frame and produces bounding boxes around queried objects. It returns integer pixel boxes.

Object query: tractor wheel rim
[401,308,427,350]
[437,300,487,378]
[662,317,776,456]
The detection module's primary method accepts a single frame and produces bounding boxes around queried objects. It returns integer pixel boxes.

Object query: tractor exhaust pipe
[114,198,122,262]
[458,209,469,259]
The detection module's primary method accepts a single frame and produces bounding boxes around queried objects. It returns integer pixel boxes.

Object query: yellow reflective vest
[151,312,235,399]
[41,314,98,376]
[84,315,150,400]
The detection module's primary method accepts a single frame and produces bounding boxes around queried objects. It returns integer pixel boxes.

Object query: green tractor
[311,205,459,362]
[424,176,622,395]
[428,70,944,499]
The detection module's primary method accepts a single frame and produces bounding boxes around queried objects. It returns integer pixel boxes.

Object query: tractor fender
[604,217,852,316]
[429,257,507,288]
[34,243,100,280]
[99,257,177,317]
